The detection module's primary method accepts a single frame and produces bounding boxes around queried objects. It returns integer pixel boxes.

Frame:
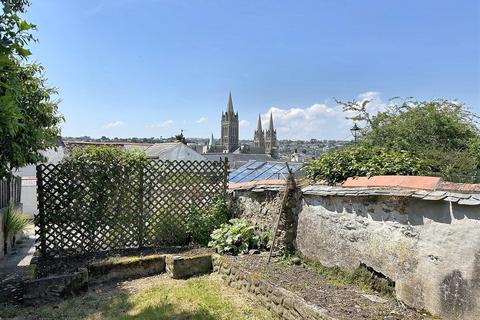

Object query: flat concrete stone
[166,254,213,279]
[88,255,166,284]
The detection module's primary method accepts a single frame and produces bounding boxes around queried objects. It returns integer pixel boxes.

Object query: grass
[0,274,276,320]
[92,254,164,266]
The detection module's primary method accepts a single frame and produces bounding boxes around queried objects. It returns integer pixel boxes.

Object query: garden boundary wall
[230,176,480,319]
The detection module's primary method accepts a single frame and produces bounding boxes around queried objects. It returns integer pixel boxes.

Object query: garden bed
[224,254,434,320]
[34,246,214,277]
[24,249,217,304]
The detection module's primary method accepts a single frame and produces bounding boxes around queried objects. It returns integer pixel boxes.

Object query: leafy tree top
[1,0,63,179]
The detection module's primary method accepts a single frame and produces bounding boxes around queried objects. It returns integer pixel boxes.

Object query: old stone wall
[231,189,281,231]
[296,195,480,320]
[231,188,301,253]
[232,188,480,319]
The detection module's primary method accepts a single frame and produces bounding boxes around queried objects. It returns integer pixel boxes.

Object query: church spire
[256,114,263,131]
[209,132,215,146]
[268,112,274,131]
[226,92,234,114]
[265,112,277,158]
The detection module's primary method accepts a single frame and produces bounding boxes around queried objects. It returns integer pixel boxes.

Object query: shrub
[3,200,29,252]
[187,196,230,246]
[303,146,430,185]
[208,218,269,255]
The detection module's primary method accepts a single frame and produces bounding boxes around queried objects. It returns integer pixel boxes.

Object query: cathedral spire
[268,112,274,131]
[209,132,215,146]
[256,114,263,131]
[226,92,234,114]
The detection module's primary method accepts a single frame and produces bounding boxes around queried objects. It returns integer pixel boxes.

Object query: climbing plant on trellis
[35,159,228,258]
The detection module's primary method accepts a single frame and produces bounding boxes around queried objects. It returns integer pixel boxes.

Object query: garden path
[0,227,36,303]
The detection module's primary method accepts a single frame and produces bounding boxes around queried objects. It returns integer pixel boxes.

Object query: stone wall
[231,187,301,253]
[231,187,480,319]
[297,195,480,320]
[231,189,281,231]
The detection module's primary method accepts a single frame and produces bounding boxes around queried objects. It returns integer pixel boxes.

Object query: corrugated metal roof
[144,143,180,157]
[229,160,303,183]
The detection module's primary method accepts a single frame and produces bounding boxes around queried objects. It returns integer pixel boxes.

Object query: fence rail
[0,177,22,210]
[36,159,228,259]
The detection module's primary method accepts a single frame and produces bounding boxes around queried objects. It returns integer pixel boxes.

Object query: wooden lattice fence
[35,159,228,258]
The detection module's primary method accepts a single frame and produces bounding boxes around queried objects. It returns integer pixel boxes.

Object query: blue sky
[26,0,480,140]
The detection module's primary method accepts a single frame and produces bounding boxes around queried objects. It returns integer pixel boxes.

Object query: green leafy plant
[3,200,29,253]
[208,218,270,255]
[336,98,480,182]
[1,0,64,181]
[303,146,429,184]
[187,196,230,246]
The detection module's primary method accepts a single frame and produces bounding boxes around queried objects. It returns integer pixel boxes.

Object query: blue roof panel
[229,161,303,183]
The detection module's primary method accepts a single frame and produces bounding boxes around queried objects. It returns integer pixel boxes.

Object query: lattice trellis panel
[36,159,228,258]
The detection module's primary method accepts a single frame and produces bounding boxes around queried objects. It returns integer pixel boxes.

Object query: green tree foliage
[306,98,480,184]
[304,146,429,184]
[1,0,63,179]
[69,145,147,165]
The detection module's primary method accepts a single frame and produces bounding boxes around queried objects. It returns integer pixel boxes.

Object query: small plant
[208,218,270,255]
[3,200,29,253]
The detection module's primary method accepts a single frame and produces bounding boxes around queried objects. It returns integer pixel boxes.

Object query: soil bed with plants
[225,254,435,320]
[36,246,214,277]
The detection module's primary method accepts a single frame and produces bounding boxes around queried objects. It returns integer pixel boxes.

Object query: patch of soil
[37,246,214,277]
[226,254,434,320]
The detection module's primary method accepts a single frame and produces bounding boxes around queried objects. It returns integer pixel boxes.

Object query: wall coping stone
[301,185,480,206]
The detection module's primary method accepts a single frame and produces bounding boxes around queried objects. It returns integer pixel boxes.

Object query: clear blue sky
[26,0,480,140]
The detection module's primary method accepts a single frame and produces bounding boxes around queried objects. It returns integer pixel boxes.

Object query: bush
[69,145,147,165]
[303,146,430,185]
[338,98,480,182]
[3,200,29,253]
[187,196,230,246]
[208,218,270,255]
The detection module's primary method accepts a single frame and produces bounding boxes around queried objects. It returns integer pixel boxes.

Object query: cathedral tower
[253,114,265,151]
[265,113,277,157]
[221,92,239,152]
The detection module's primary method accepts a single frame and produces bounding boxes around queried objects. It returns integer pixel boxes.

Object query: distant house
[15,142,66,219]
[145,142,206,161]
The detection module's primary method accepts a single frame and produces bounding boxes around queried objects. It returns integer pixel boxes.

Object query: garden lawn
[0,274,277,320]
